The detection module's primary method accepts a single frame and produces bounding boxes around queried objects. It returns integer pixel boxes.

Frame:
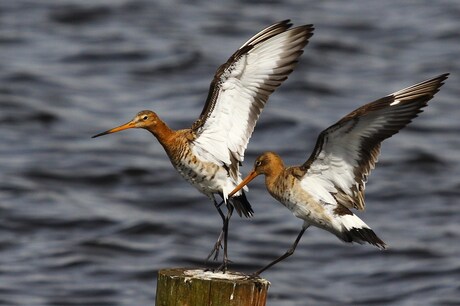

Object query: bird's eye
[255,161,262,167]
[143,116,148,120]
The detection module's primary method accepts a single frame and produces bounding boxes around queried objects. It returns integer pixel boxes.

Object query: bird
[92,20,314,271]
[229,73,449,276]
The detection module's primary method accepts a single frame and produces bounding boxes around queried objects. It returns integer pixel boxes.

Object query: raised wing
[299,74,449,210]
[191,20,314,184]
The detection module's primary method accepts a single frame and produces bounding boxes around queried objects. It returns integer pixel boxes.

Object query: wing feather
[299,74,449,210]
[191,21,314,192]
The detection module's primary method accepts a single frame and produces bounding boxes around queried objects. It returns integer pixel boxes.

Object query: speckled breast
[172,151,227,197]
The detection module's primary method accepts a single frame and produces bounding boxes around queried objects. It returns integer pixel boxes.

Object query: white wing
[300,74,448,210]
[191,20,314,183]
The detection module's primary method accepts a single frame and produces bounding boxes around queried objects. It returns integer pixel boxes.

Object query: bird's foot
[203,258,232,273]
[215,258,233,273]
[205,232,224,263]
[248,271,262,279]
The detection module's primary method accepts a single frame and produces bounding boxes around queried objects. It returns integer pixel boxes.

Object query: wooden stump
[156,268,270,306]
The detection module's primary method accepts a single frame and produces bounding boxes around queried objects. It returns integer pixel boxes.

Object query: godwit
[229,74,449,275]
[92,20,314,271]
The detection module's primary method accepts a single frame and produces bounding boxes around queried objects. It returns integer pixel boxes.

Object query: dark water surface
[1,1,459,305]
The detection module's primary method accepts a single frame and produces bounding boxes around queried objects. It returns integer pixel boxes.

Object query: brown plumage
[230,74,448,275]
[93,20,314,271]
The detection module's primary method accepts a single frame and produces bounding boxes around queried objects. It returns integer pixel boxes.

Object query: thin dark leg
[217,203,234,272]
[214,199,226,221]
[252,226,309,276]
[205,199,226,263]
[215,200,225,209]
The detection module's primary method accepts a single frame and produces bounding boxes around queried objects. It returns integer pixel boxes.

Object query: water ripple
[1,1,459,305]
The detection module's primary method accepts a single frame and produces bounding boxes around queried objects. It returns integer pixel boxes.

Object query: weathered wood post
[156,268,270,306]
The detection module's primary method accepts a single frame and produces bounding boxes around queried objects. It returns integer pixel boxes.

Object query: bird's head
[92,110,159,138]
[252,152,283,176]
[228,151,283,197]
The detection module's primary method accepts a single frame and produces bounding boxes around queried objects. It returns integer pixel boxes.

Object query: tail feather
[230,190,254,218]
[345,227,387,249]
[337,211,387,249]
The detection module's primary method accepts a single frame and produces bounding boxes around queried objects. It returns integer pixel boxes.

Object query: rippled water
[1,1,459,305]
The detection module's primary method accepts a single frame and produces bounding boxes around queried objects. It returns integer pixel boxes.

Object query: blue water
[1,1,459,305]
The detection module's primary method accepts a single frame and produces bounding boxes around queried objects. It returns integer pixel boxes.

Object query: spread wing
[299,74,449,210]
[191,20,314,187]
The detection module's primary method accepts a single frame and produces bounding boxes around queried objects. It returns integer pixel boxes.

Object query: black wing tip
[288,23,315,35]
[298,23,315,32]
[256,20,315,46]
[290,25,315,43]
[430,72,449,96]
[278,19,292,27]
[421,72,449,87]
[433,73,449,94]
[390,72,450,103]
[435,72,450,82]
[262,19,293,34]
[257,21,314,46]
[424,72,449,90]
[275,19,314,30]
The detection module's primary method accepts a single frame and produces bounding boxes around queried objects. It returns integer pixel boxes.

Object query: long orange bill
[92,121,136,138]
[228,170,259,197]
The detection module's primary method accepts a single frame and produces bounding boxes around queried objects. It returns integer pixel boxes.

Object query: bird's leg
[252,225,309,277]
[205,199,226,263]
[216,203,234,273]
[215,200,225,209]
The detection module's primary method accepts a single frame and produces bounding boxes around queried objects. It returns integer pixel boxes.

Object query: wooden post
[156,268,270,306]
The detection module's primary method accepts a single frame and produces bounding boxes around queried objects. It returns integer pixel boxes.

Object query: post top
[159,268,270,286]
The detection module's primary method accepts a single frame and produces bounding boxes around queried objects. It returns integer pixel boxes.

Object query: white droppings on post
[183,269,249,281]
[230,283,236,300]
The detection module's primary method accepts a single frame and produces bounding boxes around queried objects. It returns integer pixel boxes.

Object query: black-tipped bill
[92,121,136,138]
